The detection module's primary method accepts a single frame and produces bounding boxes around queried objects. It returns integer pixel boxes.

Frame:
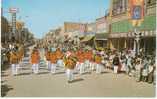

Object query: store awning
[81,36,94,42]
[95,33,108,40]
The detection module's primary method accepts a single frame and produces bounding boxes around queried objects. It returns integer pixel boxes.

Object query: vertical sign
[129,0,144,27]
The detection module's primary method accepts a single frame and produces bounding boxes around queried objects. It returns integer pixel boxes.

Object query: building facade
[109,0,156,54]
[95,16,109,48]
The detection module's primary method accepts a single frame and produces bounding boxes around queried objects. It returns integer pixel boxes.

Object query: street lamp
[134,28,142,55]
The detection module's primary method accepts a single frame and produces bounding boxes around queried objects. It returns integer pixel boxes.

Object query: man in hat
[95,52,103,74]
[113,54,120,74]
[45,47,51,71]
[10,49,19,75]
[64,54,76,83]
[78,49,85,74]
[30,47,40,74]
[56,48,64,68]
[50,50,57,74]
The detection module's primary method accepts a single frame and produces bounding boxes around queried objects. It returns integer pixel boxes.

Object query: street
[1,54,155,97]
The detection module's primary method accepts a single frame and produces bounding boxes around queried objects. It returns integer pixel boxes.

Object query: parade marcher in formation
[95,51,103,74]
[18,44,24,68]
[56,48,64,67]
[30,47,40,74]
[64,51,76,83]
[77,49,85,74]
[113,54,120,74]
[10,48,19,75]
[50,49,57,74]
[45,47,51,71]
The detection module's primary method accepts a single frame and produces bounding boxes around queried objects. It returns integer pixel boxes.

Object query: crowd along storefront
[109,15,156,54]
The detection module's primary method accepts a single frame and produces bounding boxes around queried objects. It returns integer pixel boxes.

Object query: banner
[128,0,144,27]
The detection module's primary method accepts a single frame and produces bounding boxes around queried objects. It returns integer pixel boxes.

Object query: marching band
[8,43,156,84]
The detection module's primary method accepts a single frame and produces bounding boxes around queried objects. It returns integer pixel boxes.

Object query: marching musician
[45,48,51,71]
[10,48,19,75]
[95,51,103,74]
[64,53,76,83]
[50,49,57,74]
[56,48,64,67]
[30,47,40,74]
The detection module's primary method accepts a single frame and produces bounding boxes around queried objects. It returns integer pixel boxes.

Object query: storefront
[110,15,156,54]
[95,33,108,48]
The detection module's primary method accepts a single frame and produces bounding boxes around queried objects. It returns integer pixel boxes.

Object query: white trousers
[79,63,85,74]
[96,64,102,74]
[51,63,56,74]
[47,61,51,70]
[74,62,80,72]
[92,62,96,71]
[114,66,118,74]
[11,64,18,75]
[32,64,39,74]
[66,69,74,81]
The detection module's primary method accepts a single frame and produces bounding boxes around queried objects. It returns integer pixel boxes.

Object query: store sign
[9,8,19,13]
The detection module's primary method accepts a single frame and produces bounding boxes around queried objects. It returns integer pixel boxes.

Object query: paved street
[1,55,155,97]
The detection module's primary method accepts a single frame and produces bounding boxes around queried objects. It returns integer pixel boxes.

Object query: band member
[31,47,40,74]
[78,50,85,74]
[45,48,51,71]
[50,50,57,74]
[64,55,76,83]
[10,49,19,75]
[18,45,24,68]
[56,48,64,67]
[95,52,103,74]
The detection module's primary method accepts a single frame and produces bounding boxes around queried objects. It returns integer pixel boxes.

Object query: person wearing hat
[56,48,64,68]
[10,49,19,75]
[113,54,120,74]
[50,50,57,74]
[30,48,40,74]
[45,47,51,71]
[95,52,103,74]
[17,45,24,69]
[78,50,85,74]
[64,54,76,83]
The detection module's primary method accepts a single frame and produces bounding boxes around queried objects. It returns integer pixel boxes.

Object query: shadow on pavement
[101,71,110,74]
[17,72,31,76]
[20,68,31,70]
[38,72,49,75]
[54,71,65,75]
[71,78,84,83]
[1,84,13,97]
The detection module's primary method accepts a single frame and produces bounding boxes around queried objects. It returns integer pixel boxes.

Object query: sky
[2,0,110,39]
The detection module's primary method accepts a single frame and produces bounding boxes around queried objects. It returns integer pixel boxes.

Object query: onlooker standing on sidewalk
[113,54,120,74]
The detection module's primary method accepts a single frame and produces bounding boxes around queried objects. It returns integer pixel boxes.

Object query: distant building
[95,16,109,48]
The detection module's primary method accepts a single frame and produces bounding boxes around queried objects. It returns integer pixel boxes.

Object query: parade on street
[1,0,156,97]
